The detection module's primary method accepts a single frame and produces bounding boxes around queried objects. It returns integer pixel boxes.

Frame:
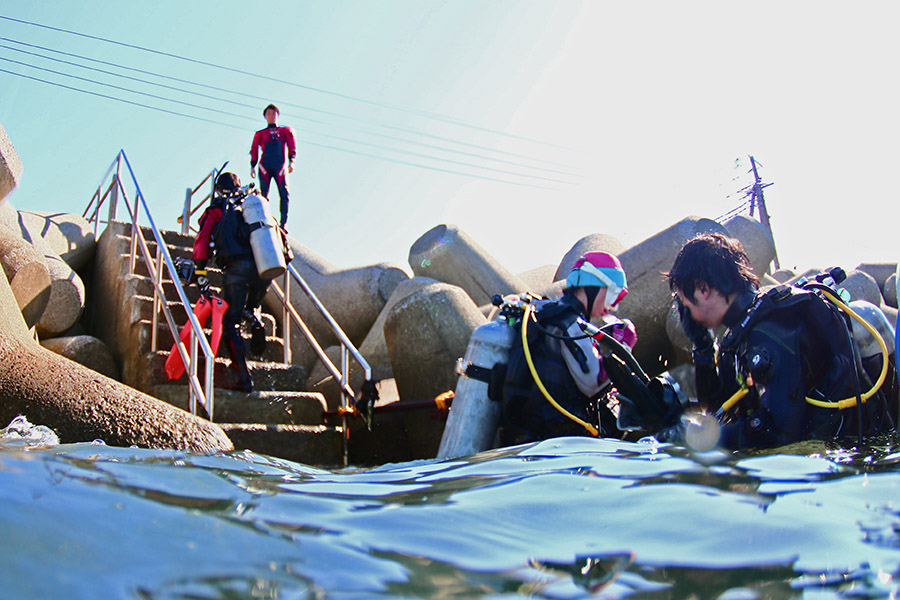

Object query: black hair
[666,233,758,301]
[215,172,241,193]
[263,103,279,116]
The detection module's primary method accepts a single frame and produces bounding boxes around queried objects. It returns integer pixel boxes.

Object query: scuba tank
[241,192,286,279]
[849,300,896,359]
[437,295,525,459]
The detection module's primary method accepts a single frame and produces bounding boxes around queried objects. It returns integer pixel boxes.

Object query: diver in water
[665,232,893,449]
[499,252,636,445]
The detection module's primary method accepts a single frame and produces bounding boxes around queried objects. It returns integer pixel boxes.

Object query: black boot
[244,309,266,358]
[224,324,253,393]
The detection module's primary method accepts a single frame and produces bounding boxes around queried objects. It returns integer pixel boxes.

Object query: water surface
[2,418,899,598]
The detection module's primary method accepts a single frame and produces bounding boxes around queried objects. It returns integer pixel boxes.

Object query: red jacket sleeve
[283,126,297,162]
[192,207,222,263]
[249,129,264,168]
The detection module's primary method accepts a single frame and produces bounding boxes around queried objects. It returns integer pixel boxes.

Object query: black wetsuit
[194,196,272,390]
[695,285,893,449]
[499,293,615,445]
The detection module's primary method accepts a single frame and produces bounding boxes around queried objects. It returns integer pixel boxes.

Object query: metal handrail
[178,169,375,463]
[269,262,373,465]
[84,151,217,419]
[88,158,376,463]
[178,169,216,235]
[178,169,374,409]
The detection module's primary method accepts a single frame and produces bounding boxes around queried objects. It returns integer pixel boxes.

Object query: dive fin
[209,294,229,357]
[165,296,212,380]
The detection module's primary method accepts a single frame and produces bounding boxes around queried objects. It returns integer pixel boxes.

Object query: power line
[0,55,257,123]
[0,67,239,129]
[0,54,570,186]
[0,14,568,149]
[0,67,560,190]
[0,36,577,176]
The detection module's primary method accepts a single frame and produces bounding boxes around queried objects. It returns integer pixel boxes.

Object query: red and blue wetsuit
[250,124,297,227]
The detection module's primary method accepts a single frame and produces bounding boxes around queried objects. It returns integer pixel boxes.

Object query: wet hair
[666,233,758,300]
[263,103,279,116]
[215,172,241,193]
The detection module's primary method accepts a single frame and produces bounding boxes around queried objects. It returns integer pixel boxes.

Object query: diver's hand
[196,272,210,297]
[675,295,713,354]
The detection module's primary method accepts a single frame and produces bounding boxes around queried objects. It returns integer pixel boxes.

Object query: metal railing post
[282,269,291,364]
[83,151,217,420]
[151,250,162,352]
[341,346,350,464]
[108,153,121,223]
[182,188,192,235]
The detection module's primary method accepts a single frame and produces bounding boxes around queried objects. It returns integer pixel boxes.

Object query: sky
[0,1,897,277]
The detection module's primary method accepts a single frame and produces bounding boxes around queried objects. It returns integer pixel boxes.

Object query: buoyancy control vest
[211,197,253,267]
[499,294,609,444]
[712,284,892,445]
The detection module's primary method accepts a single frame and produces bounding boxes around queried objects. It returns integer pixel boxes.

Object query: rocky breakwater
[0,123,232,453]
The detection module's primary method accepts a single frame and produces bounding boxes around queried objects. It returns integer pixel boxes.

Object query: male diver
[665,232,893,449]
[249,104,297,229]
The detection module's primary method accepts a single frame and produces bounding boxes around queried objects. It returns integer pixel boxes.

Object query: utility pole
[748,155,780,269]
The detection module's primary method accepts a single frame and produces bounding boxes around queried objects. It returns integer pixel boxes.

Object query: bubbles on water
[0,415,59,449]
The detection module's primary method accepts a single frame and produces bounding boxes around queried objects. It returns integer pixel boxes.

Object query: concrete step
[218,423,344,466]
[136,320,285,363]
[115,223,196,248]
[146,351,308,392]
[128,294,277,337]
[152,385,328,426]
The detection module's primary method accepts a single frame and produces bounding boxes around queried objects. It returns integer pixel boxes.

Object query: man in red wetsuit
[250,103,297,229]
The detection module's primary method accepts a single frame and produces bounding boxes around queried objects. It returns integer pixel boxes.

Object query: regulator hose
[803,285,888,409]
[717,284,889,415]
[521,303,599,437]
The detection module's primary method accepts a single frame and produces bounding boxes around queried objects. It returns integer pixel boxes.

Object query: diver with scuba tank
[498,252,637,445]
[664,232,894,449]
[191,172,286,393]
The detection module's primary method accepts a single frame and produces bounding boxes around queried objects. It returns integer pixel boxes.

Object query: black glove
[675,294,714,355]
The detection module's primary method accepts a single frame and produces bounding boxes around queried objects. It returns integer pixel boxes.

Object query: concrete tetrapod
[0,201,85,337]
[723,214,776,279]
[616,216,729,375]
[0,260,233,453]
[40,334,119,380]
[0,223,51,328]
[16,210,96,271]
[553,233,627,283]
[409,224,528,307]
[266,237,409,373]
[0,123,23,203]
[383,281,487,458]
[307,276,440,410]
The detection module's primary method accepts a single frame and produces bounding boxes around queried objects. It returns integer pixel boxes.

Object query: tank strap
[462,363,492,383]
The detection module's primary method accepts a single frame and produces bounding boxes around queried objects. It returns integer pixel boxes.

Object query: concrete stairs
[89,221,345,465]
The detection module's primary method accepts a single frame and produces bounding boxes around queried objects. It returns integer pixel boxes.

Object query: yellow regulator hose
[521,303,599,437]
[804,288,889,409]
[718,288,890,415]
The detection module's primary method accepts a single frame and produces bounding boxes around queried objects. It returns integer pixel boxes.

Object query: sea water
[1,417,900,599]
